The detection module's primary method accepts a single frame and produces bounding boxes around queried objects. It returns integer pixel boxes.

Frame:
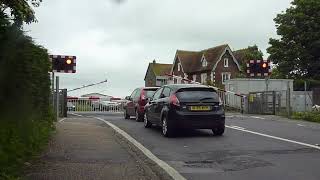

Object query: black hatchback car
[144,84,225,137]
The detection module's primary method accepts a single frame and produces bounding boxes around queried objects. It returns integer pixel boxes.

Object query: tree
[267,0,320,80]
[0,0,42,25]
[234,45,264,77]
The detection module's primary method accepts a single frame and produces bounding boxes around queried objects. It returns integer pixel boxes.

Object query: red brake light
[141,90,146,100]
[169,94,180,107]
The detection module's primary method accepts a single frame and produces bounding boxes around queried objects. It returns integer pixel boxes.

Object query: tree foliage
[0,0,42,25]
[0,2,54,178]
[267,0,320,80]
[234,45,264,77]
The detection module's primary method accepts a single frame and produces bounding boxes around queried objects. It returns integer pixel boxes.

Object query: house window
[177,76,182,84]
[178,63,181,71]
[201,56,207,67]
[201,73,207,84]
[224,58,229,67]
[221,72,231,84]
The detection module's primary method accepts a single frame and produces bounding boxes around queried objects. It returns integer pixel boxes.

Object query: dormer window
[201,56,207,67]
[224,58,229,67]
[178,63,181,71]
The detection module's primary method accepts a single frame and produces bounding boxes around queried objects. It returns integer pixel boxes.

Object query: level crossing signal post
[50,55,77,120]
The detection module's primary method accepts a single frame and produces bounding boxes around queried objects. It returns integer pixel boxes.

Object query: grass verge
[291,111,320,123]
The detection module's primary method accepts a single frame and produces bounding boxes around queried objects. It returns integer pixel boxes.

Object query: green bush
[0,16,54,178]
[292,112,320,123]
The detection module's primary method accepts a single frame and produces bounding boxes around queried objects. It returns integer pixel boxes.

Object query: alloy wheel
[162,118,168,135]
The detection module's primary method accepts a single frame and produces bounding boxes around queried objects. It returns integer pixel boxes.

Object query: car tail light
[169,94,180,107]
[141,90,146,100]
[140,90,147,105]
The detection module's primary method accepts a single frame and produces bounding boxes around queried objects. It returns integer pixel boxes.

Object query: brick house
[170,44,241,87]
[144,60,172,87]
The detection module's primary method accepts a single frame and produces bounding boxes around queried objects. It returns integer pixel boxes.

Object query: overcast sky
[25,0,292,98]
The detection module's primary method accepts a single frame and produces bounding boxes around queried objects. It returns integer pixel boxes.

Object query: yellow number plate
[190,106,211,111]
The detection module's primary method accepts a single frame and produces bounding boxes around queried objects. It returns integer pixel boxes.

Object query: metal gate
[67,97,125,113]
[248,91,276,115]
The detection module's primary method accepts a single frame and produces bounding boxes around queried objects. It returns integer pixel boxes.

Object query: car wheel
[162,116,174,137]
[212,126,225,136]
[144,113,152,128]
[124,109,130,119]
[135,110,143,122]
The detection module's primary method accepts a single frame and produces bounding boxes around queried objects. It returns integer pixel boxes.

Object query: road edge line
[226,125,320,150]
[93,117,186,180]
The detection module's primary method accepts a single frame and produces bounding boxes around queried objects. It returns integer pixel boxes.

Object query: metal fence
[216,90,245,112]
[67,98,125,112]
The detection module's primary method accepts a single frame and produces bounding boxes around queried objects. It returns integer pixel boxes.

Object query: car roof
[142,87,159,90]
[164,84,212,91]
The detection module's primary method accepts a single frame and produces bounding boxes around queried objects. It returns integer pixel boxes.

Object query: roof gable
[174,44,230,73]
[145,62,172,80]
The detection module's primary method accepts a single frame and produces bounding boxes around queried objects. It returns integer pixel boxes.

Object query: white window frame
[193,74,197,81]
[178,63,181,71]
[201,73,207,84]
[201,57,207,67]
[224,58,229,67]
[221,72,231,84]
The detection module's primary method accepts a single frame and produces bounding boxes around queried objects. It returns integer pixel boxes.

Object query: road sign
[246,60,271,78]
[50,55,76,73]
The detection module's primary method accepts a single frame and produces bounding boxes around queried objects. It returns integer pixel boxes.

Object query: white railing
[67,98,125,112]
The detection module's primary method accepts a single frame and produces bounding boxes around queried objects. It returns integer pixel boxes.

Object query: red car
[124,87,159,121]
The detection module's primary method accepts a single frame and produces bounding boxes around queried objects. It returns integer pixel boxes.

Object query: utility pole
[304,81,307,112]
[56,76,59,120]
[52,72,55,107]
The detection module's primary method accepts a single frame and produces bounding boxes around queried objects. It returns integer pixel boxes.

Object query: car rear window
[176,88,219,102]
[145,89,157,98]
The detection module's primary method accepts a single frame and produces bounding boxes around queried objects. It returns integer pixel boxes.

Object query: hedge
[0,22,55,178]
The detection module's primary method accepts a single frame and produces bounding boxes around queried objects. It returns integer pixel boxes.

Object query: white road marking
[58,118,66,123]
[229,125,245,130]
[69,112,83,117]
[250,116,265,120]
[226,125,320,150]
[297,124,306,127]
[93,117,186,180]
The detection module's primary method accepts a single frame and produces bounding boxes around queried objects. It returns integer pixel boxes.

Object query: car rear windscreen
[145,89,157,98]
[176,88,219,102]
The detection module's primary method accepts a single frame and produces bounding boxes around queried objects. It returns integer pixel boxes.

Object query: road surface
[71,112,320,180]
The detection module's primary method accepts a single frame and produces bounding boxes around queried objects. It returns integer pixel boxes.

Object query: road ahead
[72,112,320,180]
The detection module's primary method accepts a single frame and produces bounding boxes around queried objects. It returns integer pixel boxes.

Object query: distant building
[81,93,113,100]
[170,44,241,87]
[144,60,172,87]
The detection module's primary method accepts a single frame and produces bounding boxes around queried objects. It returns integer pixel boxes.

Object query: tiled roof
[176,44,228,73]
[151,63,172,76]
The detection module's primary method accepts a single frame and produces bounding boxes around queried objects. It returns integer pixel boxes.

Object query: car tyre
[144,113,152,128]
[212,126,225,136]
[124,109,130,119]
[162,116,174,137]
[135,110,143,122]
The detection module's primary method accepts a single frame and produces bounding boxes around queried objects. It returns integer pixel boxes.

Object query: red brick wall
[214,50,239,87]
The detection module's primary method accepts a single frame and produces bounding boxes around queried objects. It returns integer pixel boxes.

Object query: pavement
[25,112,320,180]
[24,116,166,180]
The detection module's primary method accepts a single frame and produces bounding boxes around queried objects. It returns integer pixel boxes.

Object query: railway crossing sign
[50,55,76,73]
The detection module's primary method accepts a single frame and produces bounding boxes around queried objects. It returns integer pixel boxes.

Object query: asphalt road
[73,112,320,180]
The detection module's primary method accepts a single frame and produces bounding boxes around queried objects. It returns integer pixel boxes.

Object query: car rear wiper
[199,97,214,101]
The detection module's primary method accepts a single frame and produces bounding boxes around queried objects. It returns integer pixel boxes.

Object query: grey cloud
[26,0,292,97]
